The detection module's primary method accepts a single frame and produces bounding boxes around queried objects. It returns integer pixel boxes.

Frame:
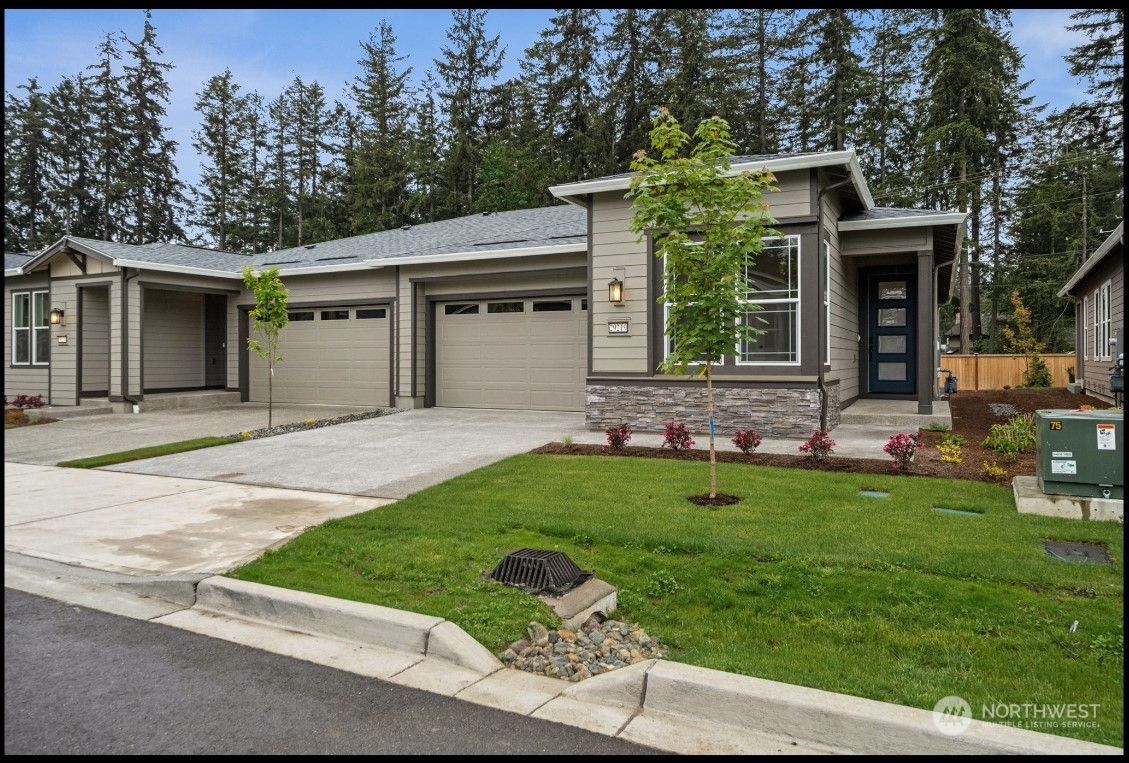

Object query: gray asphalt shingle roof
[11,206,587,275]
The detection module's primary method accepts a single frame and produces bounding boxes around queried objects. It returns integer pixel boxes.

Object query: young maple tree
[242,265,289,428]
[627,108,779,499]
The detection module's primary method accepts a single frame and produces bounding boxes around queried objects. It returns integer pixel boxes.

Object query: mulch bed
[4,408,57,427]
[531,389,1114,486]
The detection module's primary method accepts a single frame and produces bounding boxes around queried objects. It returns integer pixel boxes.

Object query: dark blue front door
[867,272,916,394]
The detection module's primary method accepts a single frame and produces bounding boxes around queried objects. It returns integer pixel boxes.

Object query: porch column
[916,249,934,414]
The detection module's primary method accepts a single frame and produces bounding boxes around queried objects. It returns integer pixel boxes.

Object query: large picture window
[738,236,801,365]
[661,235,801,368]
[12,290,50,366]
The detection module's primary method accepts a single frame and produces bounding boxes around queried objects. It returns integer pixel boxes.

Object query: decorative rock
[503,617,669,683]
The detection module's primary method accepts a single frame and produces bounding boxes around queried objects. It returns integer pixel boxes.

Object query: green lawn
[228,454,1124,747]
[57,436,243,468]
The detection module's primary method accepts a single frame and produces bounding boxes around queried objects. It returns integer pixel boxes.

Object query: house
[1058,221,1124,405]
[4,150,967,435]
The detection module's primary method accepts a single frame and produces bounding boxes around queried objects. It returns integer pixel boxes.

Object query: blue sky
[4,9,1090,189]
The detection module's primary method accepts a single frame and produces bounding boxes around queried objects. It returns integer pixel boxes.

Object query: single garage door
[249,305,391,406]
[436,296,586,411]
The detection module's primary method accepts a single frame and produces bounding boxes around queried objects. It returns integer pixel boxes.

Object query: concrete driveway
[67,407,582,499]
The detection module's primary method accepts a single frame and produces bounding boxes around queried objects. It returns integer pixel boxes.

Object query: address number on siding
[607,320,630,335]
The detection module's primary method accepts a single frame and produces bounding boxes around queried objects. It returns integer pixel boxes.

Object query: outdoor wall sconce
[49,307,65,325]
[608,268,625,304]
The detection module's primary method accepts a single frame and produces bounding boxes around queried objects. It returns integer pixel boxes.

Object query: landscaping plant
[798,430,835,461]
[661,421,695,451]
[731,429,762,454]
[883,432,921,471]
[605,423,631,450]
[627,107,778,499]
[242,265,289,429]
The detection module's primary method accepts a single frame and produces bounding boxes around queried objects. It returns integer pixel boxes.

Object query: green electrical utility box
[1035,409,1123,499]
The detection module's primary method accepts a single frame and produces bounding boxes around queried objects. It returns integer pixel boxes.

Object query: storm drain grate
[1043,540,1114,565]
[488,548,593,596]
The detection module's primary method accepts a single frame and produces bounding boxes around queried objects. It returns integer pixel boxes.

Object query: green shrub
[1026,353,1054,388]
[926,421,950,432]
[982,413,1037,455]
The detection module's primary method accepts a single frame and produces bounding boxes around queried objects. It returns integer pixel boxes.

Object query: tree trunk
[706,363,717,499]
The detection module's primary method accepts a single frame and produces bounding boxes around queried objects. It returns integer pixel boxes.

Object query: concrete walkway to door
[100,408,585,499]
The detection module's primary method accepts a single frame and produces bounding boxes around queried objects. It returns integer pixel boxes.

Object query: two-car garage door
[435,295,586,411]
[249,305,390,407]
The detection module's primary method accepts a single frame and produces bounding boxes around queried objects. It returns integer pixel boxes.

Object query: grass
[228,454,1124,747]
[56,436,243,468]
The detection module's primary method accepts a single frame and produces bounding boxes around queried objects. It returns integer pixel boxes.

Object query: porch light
[49,307,65,325]
[608,277,624,304]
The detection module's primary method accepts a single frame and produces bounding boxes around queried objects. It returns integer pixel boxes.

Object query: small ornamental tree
[242,265,289,428]
[628,108,778,499]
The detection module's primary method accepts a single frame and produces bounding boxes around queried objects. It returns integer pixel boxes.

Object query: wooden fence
[936,354,1075,391]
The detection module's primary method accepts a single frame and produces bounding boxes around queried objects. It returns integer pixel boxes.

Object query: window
[444,303,479,315]
[12,290,49,365]
[738,236,801,365]
[356,308,387,319]
[1082,295,1089,360]
[531,300,572,312]
[1097,281,1111,359]
[320,310,349,321]
[660,235,801,366]
[287,311,314,321]
[487,301,523,314]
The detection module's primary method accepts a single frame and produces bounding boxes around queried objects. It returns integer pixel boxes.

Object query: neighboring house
[4,151,966,435]
[1058,221,1124,405]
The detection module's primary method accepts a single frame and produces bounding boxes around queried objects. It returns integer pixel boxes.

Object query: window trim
[12,289,50,366]
[1097,281,1112,360]
[659,234,802,369]
[736,235,802,367]
[1082,294,1089,361]
[824,239,831,367]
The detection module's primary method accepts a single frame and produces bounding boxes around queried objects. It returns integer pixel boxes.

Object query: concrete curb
[192,576,503,676]
[184,576,1123,755]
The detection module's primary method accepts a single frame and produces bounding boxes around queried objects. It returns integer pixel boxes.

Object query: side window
[12,290,49,365]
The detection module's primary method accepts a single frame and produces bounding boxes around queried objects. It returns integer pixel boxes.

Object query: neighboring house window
[12,290,50,366]
[738,235,801,365]
[1097,281,1112,359]
[1082,295,1089,361]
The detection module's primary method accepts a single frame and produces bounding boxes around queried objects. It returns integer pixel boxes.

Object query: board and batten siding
[1077,253,1124,403]
[822,190,859,403]
[80,284,112,394]
[4,271,50,399]
[143,288,204,390]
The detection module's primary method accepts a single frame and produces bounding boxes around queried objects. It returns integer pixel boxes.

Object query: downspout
[815,176,855,431]
[120,266,142,412]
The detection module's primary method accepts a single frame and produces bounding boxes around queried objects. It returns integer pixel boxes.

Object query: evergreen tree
[600,9,658,173]
[346,20,413,234]
[120,10,186,244]
[726,9,797,155]
[918,10,1030,352]
[45,75,100,241]
[191,69,257,252]
[404,70,444,224]
[4,79,56,252]
[799,10,871,152]
[647,10,725,135]
[855,9,930,205]
[1064,9,1124,153]
[434,9,505,218]
[85,31,128,241]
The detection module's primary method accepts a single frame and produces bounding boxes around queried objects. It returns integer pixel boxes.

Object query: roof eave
[363,243,585,268]
[1057,222,1124,297]
[549,151,864,204]
[112,259,244,279]
[838,211,968,232]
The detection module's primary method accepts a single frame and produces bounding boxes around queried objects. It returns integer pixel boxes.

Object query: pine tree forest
[4,9,1123,354]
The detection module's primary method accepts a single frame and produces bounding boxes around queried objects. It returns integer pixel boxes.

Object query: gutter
[362,243,583,268]
[120,267,142,412]
[816,176,855,431]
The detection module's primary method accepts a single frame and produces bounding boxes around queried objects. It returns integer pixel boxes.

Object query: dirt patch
[4,407,58,428]
[532,389,1113,486]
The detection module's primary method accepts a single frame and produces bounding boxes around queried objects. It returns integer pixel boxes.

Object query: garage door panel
[436,297,584,411]
[250,308,389,406]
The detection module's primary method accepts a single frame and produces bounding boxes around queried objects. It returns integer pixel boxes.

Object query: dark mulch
[531,389,1114,486]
